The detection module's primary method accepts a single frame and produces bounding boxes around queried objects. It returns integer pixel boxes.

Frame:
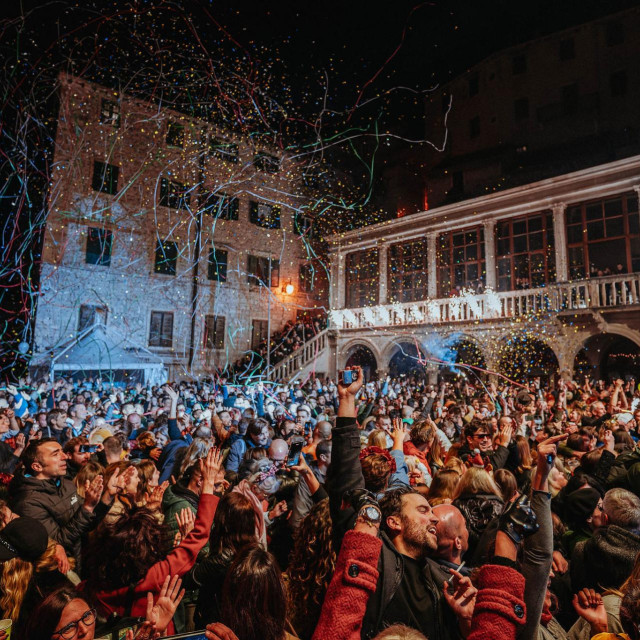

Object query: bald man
[429,504,471,583]
[268,438,290,468]
[302,420,332,460]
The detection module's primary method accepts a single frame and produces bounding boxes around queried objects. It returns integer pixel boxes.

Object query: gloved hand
[498,494,539,544]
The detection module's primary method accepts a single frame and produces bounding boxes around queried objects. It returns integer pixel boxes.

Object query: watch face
[364,506,381,522]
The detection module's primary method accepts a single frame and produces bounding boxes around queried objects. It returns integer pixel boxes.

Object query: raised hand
[83,475,104,512]
[145,575,185,634]
[269,500,289,521]
[443,570,477,631]
[175,507,196,538]
[497,422,513,447]
[199,447,224,494]
[145,481,169,511]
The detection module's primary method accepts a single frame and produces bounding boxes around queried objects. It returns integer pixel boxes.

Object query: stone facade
[35,73,326,379]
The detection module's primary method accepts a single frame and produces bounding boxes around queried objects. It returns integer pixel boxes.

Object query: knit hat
[565,488,601,528]
[0,517,48,562]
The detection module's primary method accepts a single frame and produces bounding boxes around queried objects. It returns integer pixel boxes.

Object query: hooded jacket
[162,482,199,541]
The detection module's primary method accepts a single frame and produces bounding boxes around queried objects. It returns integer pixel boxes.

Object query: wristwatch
[357,504,382,527]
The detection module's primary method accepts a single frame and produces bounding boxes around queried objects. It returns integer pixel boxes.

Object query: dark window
[437,227,485,295]
[92,161,119,195]
[154,240,178,275]
[468,75,479,97]
[293,214,313,236]
[85,227,113,266]
[204,315,225,349]
[160,178,190,210]
[99,99,120,127]
[299,262,315,293]
[512,54,527,75]
[606,21,624,46]
[78,304,108,332]
[562,84,579,115]
[249,201,281,229]
[203,192,239,220]
[149,311,173,347]
[559,38,575,61]
[208,248,227,282]
[496,212,556,291]
[469,116,480,139]
[254,151,280,174]
[388,239,428,303]
[247,255,279,287]
[610,70,627,97]
[565,193,640,277]
[166,122,185,148]
[514,97,529,121]
[345,248,379,307]
[209,137,239,163]
[251,319,268,350]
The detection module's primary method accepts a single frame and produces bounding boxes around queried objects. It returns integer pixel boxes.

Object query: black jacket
[452,493,504,559]
[457,442,510,471]
[8,474,105,562]
[326,416,457,640]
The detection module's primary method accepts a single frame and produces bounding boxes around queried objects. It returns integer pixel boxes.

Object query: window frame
[154,240,178,276]
[99,99,120,127]
[388,239,429,303]
[149,311,174,348]
[203,192,239,220]
[204,315,226,350]
[92,161,119,195]
[249,201,281,229]
[160,178,191,210]
[85,227,113,266]
[437,226,486,296]
[345,248,379,307]
[207,247,228,282]
[247,255,279,287]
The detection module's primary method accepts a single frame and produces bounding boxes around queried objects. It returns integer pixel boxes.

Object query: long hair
[209,492,256,557]
[220,544,288,640]
[494,468,518,503]
[74,460,104,498]
[135,459,158,503]
[515,435,532,469]
[0,557,33,621]
[22,585,82,640]
[428,469,461,505]
[84,506,172,595]
[453,467,502,500]
[287,499,336,639]
[178,438,212,481]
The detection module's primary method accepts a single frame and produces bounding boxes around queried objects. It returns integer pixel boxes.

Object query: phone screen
[154,634,207,640]
[287,440,304,467]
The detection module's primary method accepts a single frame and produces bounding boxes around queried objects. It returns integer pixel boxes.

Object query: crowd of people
[231,318,326,376]
[0,366,639,640]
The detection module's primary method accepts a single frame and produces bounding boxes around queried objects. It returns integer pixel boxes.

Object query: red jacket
[89,493,218,634]
[403,441,432,478]
[313,528,527,640]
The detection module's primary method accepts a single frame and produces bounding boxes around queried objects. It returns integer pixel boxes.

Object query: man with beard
[327,367,477,640]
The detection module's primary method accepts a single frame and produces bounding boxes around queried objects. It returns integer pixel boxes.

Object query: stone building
[273,154,640,383]
[34,73,326,380]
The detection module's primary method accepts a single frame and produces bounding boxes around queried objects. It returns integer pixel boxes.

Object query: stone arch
[575,332,640,380]
[340,339,380,381]
[385,340,428,377]
[497,332,560,383]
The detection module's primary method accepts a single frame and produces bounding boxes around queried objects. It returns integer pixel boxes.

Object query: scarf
[232,480,267,549]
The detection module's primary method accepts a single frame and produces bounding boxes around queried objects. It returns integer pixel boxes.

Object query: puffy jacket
[9,474,103,562]
[162,483,199,542]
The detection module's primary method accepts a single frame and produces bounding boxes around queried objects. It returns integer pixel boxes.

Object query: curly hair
[361,453,393,493]
[83,506,173,595]
[0,556,32,621]
[287,499,336,639]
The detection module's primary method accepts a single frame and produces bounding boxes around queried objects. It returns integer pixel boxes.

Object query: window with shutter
[86,228,113,266]
[149,311,173,347]
[204,315,226,349]
[249,201,281,229]
[154,240,178,275]
[92,161,119,195]
[208,248,228,282]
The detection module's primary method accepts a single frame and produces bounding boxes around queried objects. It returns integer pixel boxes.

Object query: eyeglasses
[53,608,96,639]
[473,433,492,440]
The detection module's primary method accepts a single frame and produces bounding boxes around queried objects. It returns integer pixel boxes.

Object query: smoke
[420,332,464,370]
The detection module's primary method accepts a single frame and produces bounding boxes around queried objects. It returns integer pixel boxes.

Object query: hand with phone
[286,440,304,467]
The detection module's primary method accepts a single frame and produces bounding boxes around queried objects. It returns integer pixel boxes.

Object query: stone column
[378,242,389,304]
[552,203,568,282]
[484,220,497,290]
[427,232,438,298]
[330,252,346,309]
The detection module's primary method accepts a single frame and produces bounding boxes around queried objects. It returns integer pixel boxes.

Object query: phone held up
[341,369,359,385]
[286,440,304,467]
[79,444,98,454]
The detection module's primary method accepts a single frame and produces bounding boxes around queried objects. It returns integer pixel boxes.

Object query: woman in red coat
[82,448,223,635]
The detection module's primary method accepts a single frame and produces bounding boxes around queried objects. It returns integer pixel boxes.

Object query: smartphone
[341,369,358,385]
[79,444,98,453]
[286,440,304,467]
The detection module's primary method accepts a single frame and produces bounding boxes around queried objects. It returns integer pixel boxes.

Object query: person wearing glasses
[458,418,512,471]
[23,574,184,640]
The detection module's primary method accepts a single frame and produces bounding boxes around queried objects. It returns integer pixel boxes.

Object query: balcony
[330,273,640,330]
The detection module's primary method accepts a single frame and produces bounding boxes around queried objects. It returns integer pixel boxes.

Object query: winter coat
[567,593,624,640]
[9,474,104,562]
[162,483,199,542]
[313,529,528,640]
[571,525,640,592]
[452,493,504,557]
[87,493,217,636]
